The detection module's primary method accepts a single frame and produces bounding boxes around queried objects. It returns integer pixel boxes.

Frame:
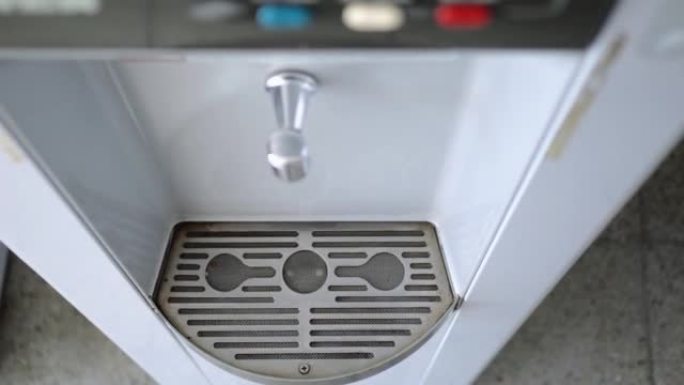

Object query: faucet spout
[265,71,318,182]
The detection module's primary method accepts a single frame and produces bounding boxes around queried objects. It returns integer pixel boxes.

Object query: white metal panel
[116,56,469,218]
[0,62,177,294]
[426,0,684,383]
[0,121,209,385]
[431,53,578,291]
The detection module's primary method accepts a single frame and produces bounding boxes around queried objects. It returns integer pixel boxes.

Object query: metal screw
[298,363,311,375]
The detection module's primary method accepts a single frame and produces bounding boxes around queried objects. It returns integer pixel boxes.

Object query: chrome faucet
[265,71,318,182]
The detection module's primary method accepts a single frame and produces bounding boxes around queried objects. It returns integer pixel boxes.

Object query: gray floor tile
[0,245,7,301]
[599,194,643,243]
[646,244,684,385]
[475,242,649,385]
[0,258,155,385]
[642,140,684,243]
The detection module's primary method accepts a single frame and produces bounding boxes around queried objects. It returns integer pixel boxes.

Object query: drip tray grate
[156,222,457,384]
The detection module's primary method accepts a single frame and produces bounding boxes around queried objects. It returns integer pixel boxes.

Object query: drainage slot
[184,242,298,249]
[410,263,432,269]
[411,274,436,280]
[310,329,411,336]
[235,353,373,360]
[242,286,282,292]
[310,318,421,325]
[180,253,209,260]
[168,297,274,304]
[198,330,299,337]
[310,307,431,314]
[328,252,367,259]
[335,296,441,303]
[404,285,438,291]
[177,264,200,271]
[174,275,199,281]
[188,319,298,326]
[310,341,395,348]
[179,308,298,315]
[402,252,429,259]
[312,230,424,237]
[215,342,299,349]
[243,253,283,259]
[328,285,367,292]
[171,286,205,293]
[187,231,298,238]
[313,242,426,248]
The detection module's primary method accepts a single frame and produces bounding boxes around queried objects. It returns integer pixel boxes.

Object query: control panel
[0,0,616,48]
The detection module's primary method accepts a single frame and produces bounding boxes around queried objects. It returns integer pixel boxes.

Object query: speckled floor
[1,141,683,385]
[0,258,154,385]
[477,141,684,385]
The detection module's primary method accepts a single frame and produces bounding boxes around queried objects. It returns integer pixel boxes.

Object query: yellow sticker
[547,36,625,159]
[0,109,25,163]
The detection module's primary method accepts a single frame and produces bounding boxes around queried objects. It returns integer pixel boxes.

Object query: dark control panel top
[0,0,616,49]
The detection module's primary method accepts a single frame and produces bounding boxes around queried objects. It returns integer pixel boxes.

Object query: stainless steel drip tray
[155,222,457,384]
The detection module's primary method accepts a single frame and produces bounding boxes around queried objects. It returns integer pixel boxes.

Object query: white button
[342,2,406,32]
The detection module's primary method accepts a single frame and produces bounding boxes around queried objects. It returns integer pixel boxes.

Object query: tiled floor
[0,142,683,385]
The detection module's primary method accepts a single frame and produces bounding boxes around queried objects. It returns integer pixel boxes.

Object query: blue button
[256,4,313,30]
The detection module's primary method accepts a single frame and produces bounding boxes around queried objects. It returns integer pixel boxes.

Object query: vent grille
[156,222,456,384]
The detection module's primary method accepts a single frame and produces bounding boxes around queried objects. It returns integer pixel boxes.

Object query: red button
[434,4,492,29]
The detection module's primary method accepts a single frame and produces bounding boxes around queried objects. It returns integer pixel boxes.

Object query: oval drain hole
[206,254,276,292]
[335,253,404,290]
